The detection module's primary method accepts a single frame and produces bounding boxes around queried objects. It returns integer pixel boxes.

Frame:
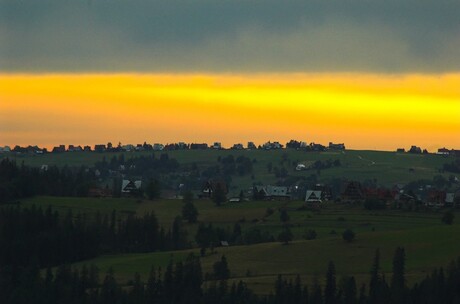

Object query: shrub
[304,229,317,240]
[342,229,355,242]
[278,227,293,245]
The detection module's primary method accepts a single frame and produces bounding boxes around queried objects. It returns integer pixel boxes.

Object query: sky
[1,0,459,150]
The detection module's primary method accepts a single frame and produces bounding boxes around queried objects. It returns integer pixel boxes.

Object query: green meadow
[22,195,460,294]
[8,148,458,294]
[2,149,452,195]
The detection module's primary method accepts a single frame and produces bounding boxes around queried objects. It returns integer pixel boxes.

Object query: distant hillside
[2,149,454,195]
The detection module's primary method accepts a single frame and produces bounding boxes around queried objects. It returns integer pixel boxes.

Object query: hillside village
[1,140,460,210]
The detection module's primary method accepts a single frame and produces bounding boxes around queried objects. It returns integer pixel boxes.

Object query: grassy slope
[2,150,451,190]
[71,222,460,294]
[23,196,460,293]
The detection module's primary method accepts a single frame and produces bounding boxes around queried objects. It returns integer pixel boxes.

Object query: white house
[305,190,322,203]
[121,180,142,194]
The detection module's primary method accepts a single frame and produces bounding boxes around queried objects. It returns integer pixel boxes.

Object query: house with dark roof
[254,185,290,200]
[437,148,450,156]
[52,145,66,153]
[231,143,244,150]
[341,181,364,201]
[191,143,208,150]
[202,179,228,198]
[409,146,422,154]
[305,190,322,203]
[247,142,257,150]
[121,180,142,195]
[329,142,345,150]
[94,144,106,153]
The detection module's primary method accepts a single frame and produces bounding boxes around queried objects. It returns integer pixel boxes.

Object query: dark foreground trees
[4,246,460,304]
[0,205,189,269]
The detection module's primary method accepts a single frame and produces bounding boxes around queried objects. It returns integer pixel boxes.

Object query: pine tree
[325,261,337,304]
[212,184,227,206]
[182,201,198,223]
[391,247,406,304]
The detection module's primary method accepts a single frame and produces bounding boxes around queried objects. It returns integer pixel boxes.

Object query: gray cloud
[1,0,459,73]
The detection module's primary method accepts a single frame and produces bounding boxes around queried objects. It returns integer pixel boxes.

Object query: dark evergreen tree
[367,249,390,303]
[182,202,199,223]
[212,184,227,206]
[145,179,161,200]
[390,247,406,304]
[341,276,357,304]
[324,261,337,304]
[213,255,230,280]
[171,216,188,250]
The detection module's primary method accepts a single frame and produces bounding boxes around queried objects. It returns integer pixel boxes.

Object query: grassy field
[72,222,460,294]
[21,195,459,294]
[2,149,452,191]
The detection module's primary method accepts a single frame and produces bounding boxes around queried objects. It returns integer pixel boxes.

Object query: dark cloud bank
[1,0,459,73]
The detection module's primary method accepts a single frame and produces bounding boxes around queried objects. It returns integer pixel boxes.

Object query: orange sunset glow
[1,73,459,151]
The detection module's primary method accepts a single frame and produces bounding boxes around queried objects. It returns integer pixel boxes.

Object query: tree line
[0,205,189,269]
[4,246,460,304]
[0,158,97,203]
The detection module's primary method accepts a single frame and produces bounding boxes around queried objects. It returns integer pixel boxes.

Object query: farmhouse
[426,190,446,207]
[153,143,164,151]
[305,190,322,203]
[409,145,422,154]
[202,179,228,198]
[212,142,222,149]
[247,142,257,149]
[52,145,66,153]
[68,145,83,152]
[94,144,106,153]
[191,143,208,150]
[329,142,346,150]
[341,181,364,201]
[88,187,112,198]
[0,146,11,153]
[122,144,135,152]
[254,185,290,200]
[437,148,450,156]
[309,143,326,151]
[121,180,142,195]
[262,141,283,150]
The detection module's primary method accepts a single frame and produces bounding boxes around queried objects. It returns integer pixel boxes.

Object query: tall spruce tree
[325,261,337,304]
[391,247,406,304]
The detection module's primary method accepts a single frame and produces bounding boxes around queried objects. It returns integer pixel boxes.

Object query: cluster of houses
[1,140,347,154]
[87,174,460,210]
[436,148,460,157]
[3,142,460,156]
[395,146,460,156]
[195,179,459,209]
